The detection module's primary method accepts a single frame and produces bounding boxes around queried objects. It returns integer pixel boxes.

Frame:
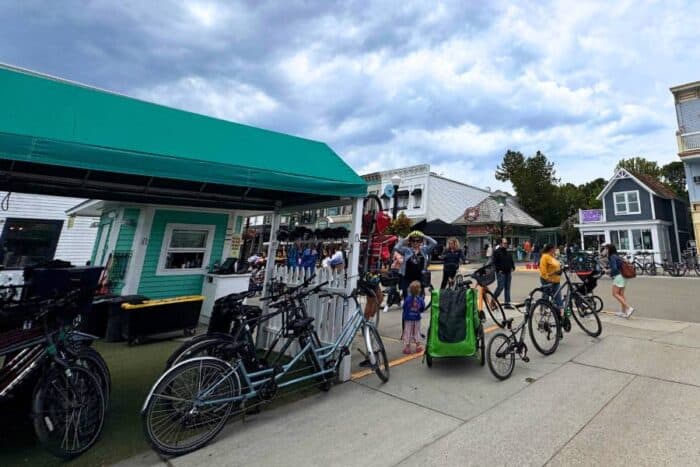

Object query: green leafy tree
[496,150,559,226]
[616,157,662,178]
[661,161,688,200]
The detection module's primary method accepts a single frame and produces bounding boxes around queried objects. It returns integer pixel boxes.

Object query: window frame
[613,190,641,216]
[156,223,216,276]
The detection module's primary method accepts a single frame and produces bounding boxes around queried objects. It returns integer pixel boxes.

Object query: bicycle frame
[144,294,375,410]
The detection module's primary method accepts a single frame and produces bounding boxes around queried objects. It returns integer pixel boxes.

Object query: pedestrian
[532,242,541,266]
[493,238,515,305]
[393,230,437,299]
[485,242,493,260]
[401,280,424,354]
[606,244,635,318]
[565,242,574,266]
[440,237,465,289]
[524,239,532,262]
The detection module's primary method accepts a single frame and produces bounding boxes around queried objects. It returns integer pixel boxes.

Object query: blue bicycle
[141,282,389,456]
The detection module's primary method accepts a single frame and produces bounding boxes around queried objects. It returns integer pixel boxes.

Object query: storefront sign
[581,209,603,223]
[464,206,480,222]
[230,234,243,258]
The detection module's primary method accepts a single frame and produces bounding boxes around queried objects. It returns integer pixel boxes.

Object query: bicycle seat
[289,317,315,334]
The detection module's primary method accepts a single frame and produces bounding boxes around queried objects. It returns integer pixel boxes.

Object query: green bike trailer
[424,288,485,367]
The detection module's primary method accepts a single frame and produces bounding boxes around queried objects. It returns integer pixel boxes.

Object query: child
[402,280,424,354]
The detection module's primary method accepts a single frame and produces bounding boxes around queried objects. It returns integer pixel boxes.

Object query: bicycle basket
[473,266,495,286]
[379,274,399,287]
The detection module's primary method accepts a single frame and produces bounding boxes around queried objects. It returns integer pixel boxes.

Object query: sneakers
[382,304,389,313]
[402,346,412,355]
[415,346,424,354]
[614,310,627,318]
[625,307,635,319]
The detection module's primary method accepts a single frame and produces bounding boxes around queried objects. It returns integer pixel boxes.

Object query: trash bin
[84,295,148,342]
[120,295,204,345]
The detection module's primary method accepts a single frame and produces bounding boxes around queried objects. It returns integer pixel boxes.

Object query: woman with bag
[606,244,635,318]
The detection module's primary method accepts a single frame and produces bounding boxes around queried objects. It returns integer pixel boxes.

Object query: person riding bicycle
[539,244,564,317]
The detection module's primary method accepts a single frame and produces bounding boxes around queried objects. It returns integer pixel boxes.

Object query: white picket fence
[258,266,353,349]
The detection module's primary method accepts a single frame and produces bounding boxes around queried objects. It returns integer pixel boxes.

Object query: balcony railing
[678,131,700,154]
[579,209,604,224]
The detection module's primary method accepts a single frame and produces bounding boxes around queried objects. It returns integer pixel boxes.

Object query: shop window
[326,207,340,216]
[0,218,63,268]
[157,224,215,275]
[610,230,630,250]
[397,193,409,209]
[631,229,653,250]
[613,191,640,215]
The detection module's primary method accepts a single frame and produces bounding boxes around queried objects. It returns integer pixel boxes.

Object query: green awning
[0,64,366,209]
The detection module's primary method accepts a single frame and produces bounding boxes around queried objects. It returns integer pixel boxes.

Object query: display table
[200,273,251,324]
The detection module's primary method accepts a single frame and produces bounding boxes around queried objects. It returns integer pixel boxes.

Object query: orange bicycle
[453,267,506,328]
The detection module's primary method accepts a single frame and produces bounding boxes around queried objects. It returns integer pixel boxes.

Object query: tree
[661,161,688,200]
[496,150,559,226]
[617,157,662,178]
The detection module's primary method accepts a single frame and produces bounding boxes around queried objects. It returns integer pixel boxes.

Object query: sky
[1,0,699,191]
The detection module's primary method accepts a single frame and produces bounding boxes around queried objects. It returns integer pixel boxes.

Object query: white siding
[427,175,489,223]
[0,192,98,266]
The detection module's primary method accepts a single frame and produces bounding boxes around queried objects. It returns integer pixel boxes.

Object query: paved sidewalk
[120,313,700,467]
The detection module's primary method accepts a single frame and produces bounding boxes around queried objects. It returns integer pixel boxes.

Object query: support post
[339,197,364,382]
[257,208,281,348]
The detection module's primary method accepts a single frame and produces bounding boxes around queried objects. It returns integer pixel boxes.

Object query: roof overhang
[0,64,366,210]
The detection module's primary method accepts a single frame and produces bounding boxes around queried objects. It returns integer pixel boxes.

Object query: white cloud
[2,0,698,192]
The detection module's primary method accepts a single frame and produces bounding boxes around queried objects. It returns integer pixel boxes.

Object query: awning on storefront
[0,64,366,210]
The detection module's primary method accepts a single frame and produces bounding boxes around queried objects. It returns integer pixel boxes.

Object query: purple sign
[581,209,603,223]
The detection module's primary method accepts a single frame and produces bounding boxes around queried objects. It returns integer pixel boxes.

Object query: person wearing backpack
[606,243,635,318]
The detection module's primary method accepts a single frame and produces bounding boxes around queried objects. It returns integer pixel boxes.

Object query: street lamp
[498,201,505,241]
[391,174,401,220]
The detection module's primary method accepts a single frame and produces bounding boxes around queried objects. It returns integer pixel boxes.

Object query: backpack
[620,258,636,279]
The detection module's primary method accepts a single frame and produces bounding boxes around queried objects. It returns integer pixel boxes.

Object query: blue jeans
[494,272,512,303]
[540,278,563,310]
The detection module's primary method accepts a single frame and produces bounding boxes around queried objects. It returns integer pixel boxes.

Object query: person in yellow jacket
[539,244,563,312]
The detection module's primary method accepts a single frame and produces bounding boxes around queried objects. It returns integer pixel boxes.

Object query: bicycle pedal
[340,346,350,357]
[521,356,530,363]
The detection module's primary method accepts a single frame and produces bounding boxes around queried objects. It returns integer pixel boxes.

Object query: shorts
[612,275,626,288]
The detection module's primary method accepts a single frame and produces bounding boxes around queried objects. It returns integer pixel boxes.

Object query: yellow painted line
[351,324,500,380]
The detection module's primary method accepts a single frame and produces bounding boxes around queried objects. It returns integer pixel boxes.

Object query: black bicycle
[0,289,106,459]
[539,265,602,338]
[486,289,561,380]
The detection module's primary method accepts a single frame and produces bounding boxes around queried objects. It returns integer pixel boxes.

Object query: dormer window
[613,191,641,215]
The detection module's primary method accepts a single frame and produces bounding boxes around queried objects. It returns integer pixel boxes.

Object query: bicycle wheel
[486,333,514,380]
[528,299,561,355]
[482,288,506,328]
[142,358,240,456]
[571,293,602,337]
[32,365,105,459]
[588,295,604,313]
[644,263,657,276]
[695,264,700,277]
[71,347,111,410]
[363,324,389,383]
